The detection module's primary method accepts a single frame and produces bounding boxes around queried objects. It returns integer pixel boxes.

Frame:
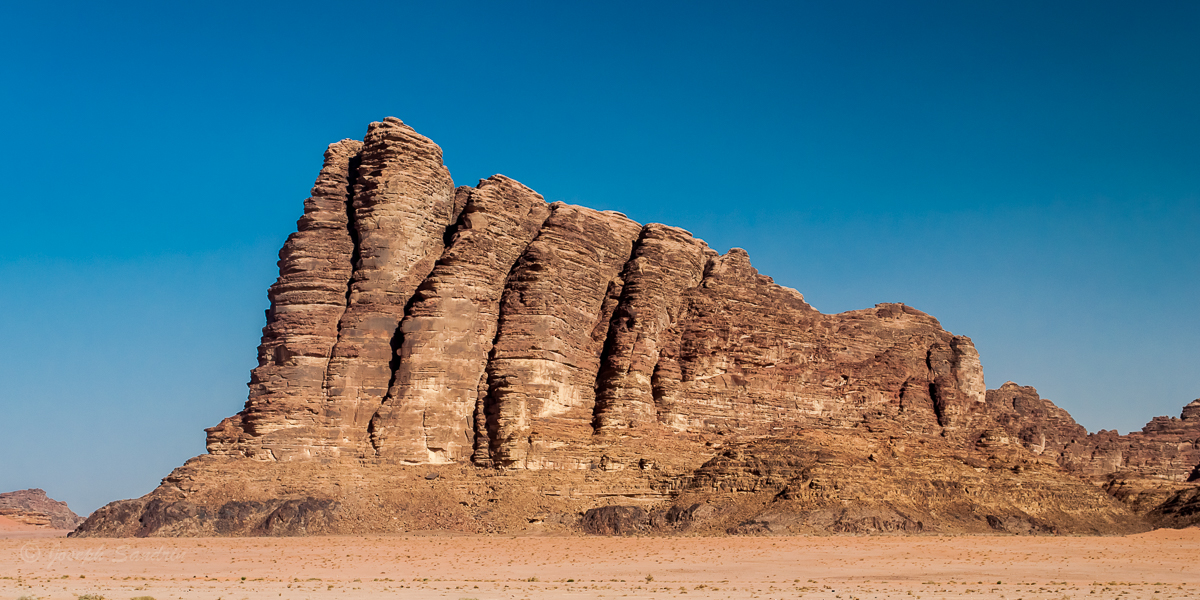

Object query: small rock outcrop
[0,489,86,530]
[985,382,1089,460]
[72,117,1198,537]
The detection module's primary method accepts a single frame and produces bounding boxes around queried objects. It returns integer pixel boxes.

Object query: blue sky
[1,1,1197,515]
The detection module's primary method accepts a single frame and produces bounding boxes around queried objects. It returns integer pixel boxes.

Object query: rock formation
[984,382,1089,462]
[205,139,362,461]
[986,383,1200,483]
[0,489,85,530]
[980,383,1200,527]
[320,117,458,457]
[480,203,642,469]
[71,117,1199,537]
[370,175,551,463]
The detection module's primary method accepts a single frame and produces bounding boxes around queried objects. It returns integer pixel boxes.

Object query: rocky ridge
[73,117,1199,537]
[0,489,86,530]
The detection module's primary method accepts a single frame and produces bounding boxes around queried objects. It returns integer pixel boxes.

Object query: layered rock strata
[72,117,1198,536]
[207,117,459,460]
[660,251,989,439]
[369,175,551,463]
[1067,400,1200,481]
[980,384,1200,528]
[480,203,642,469]
[0,489,86,530]
[200,117,995,467]
[677,429,1141,536]
[320,118,458,458]
[592,224,716,432]
[984,382,1089,461]
[205,139,361,460]
[984,384,1200,484]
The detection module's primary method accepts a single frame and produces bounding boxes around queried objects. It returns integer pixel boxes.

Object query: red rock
[481,203,642,468]
[320,117,458,458]
[206,139,362,460]
[592,224,715,432]
[70,117,1199,537]
[0,488,85,530]
[1064,399,1200,482]
[647,248,988,441]
[985,383,1200,485]
[985,381,1088,459]
[369,175,551,463]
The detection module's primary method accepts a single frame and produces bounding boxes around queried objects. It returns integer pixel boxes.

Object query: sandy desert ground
[0,518,46,536]
[2,527,1197,600]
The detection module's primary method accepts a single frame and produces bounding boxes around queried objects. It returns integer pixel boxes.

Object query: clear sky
[1,1,1197,515]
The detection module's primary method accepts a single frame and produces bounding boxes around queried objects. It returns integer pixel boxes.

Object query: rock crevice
[75,117,1199,537]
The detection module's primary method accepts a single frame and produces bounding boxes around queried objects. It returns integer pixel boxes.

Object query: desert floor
[1,528,1197,600]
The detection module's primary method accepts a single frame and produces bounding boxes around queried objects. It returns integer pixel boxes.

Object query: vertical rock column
[592,224,713,432]
[371,175,551,464]
[651,248,828,434]
[481,203,642,468]
[206,139,363,460]
[321,117,456,457]
[927,335,988,434]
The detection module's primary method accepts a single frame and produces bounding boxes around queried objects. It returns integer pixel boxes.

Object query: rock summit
[73,118,1200,537]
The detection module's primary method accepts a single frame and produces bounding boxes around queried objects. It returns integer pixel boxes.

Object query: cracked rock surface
[74,118,1200,537]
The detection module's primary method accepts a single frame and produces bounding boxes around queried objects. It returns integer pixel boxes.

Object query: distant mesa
[0,488,86,530]
[70,117,1200,537]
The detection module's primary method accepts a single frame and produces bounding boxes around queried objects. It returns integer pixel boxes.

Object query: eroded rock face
[984,384,1200,484]
[200,119,999,469]
[579,505,654,535]
[592,224,715,431]
[370,175,551,464]
[985,382,1088,459]
[69,496,338,537]
[0,489,85,530]
[320,117,458,458]
[1146,485,1200,528]
[481,203,642,469]
[206,117,458,461]
[206,139,362,460]
[74,117,1198,536]
[645,249,989,441]
[1065,401,1200,482]
[980,384,1200,528]
[674,429,1140,535]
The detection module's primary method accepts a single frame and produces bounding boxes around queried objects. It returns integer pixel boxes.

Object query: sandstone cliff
[979,382,1200,527]
[986,383,1200,483]
[72,117,1198,537]
[0,489,85,530]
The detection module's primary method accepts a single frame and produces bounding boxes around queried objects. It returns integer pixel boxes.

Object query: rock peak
[1182,399,1200,421]
[703,248,757,282]
[70,116,1200,538]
